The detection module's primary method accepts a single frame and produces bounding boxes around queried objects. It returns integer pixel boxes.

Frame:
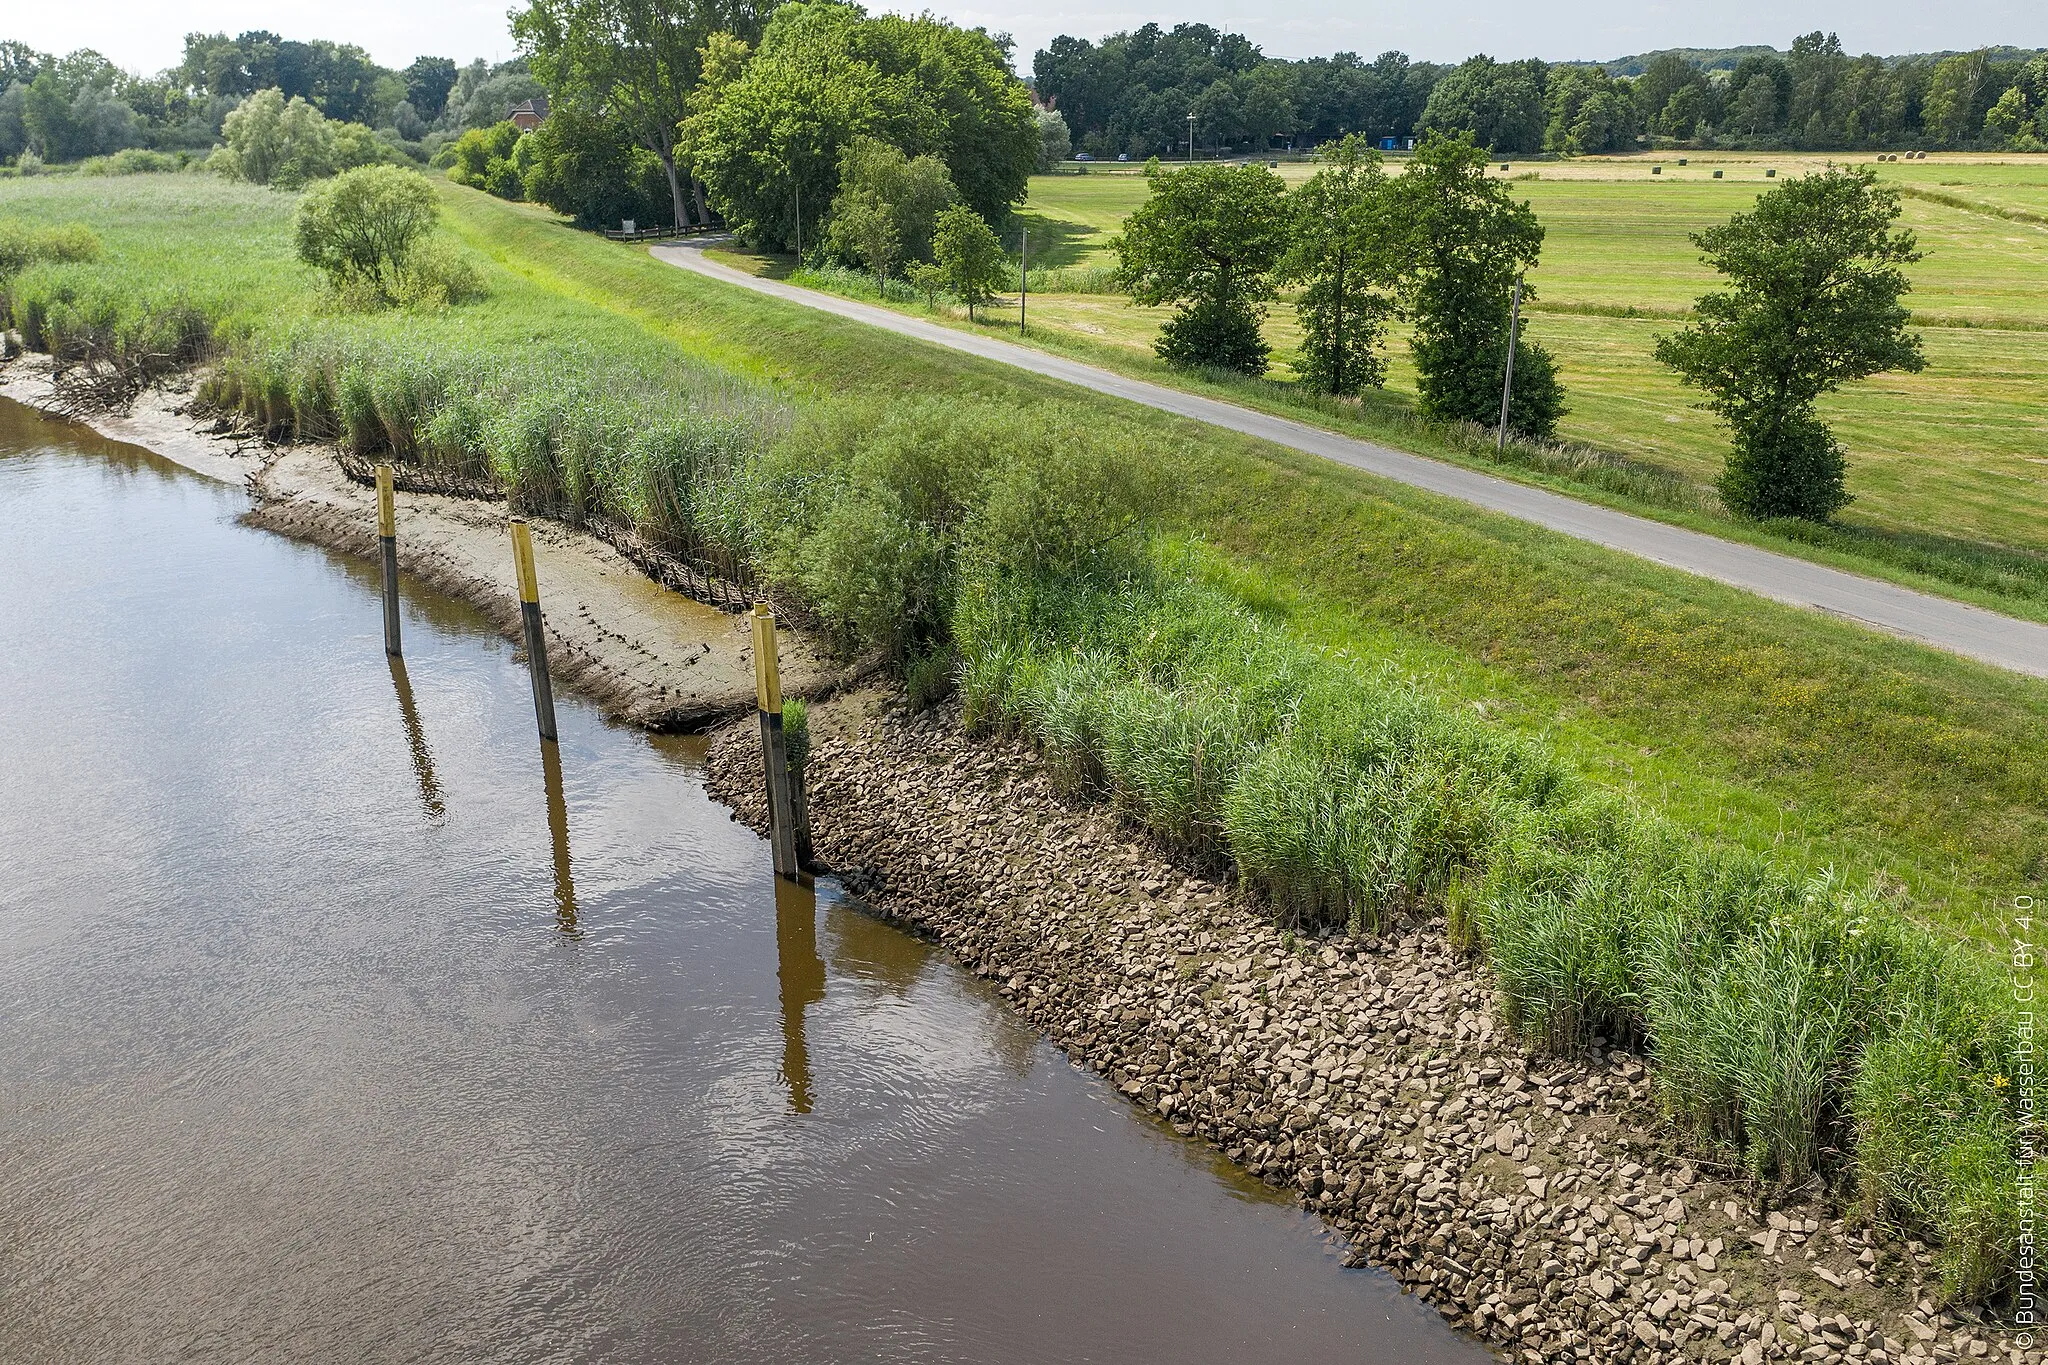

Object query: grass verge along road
[657,237,2048,681]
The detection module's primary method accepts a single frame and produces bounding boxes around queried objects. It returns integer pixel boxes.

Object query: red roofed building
[509,95,550,132]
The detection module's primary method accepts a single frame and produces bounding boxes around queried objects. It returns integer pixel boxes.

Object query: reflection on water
[0,397,1491,1365]
[540,737,579,935]
[388,656,447,822]
[776,877,826,1113]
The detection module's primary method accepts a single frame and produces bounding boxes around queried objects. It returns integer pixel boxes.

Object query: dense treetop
[0,28,543,166]
[684,2,1035,250]
[1033,28,2048,157]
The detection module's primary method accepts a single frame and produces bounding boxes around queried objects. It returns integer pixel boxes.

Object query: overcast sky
[8,1,2044,77]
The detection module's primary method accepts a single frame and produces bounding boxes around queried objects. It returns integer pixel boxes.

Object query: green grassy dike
[2,174,2040,1301]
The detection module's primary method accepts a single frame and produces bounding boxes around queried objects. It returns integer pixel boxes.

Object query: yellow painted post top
[375,464,396,537]
[751,604,782,714]
[509,519,540,604]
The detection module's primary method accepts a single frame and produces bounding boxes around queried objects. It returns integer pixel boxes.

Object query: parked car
[1073,152,1094,162]
[1117,153,1130,162]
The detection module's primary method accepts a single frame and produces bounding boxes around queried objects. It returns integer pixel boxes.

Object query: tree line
[0,31,545,169]
[1034,26,2048,158]
[1120,133,1924,522]
[1117,135,1565,441]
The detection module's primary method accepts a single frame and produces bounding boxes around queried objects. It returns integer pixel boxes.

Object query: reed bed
[951,541,2030,1303]
[0,176,786,569]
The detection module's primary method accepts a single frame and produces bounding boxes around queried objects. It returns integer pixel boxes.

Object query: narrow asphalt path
[654,239,2048,681]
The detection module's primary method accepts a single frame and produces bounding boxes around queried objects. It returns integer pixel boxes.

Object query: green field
[1014,156,2048,578]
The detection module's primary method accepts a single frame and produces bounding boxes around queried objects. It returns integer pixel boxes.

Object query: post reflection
[540,738,579,937]
[775,875,825,1114]
[386,657,445,823]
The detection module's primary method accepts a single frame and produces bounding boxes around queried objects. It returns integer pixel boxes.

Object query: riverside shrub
[740,397,1158,661]
[200,328,780,570]
[296,166,439,306]
[0,217,99,280]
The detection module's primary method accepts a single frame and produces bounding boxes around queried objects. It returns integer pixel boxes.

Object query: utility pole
[794,181,801,262]
[1019,225,1027,334]
[1497,275,1524,452]
[1187,110,1196,162]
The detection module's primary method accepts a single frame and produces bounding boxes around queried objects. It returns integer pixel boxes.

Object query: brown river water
[0,396,1492,1363]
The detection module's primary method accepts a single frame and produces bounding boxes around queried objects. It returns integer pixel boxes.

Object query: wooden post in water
[1496,275,1524,454]
[751,605,800,880]
[376,464,401,656]
[509,518,559,743]
[541,734,578,935]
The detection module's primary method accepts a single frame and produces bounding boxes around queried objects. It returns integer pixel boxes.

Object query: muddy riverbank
[0,358,2018,1364]
[0,358,832,731]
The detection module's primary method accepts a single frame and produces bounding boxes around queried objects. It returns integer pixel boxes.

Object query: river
[0,395,1490,1363]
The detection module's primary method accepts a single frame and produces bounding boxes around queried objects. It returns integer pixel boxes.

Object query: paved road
[654,239,2048,681]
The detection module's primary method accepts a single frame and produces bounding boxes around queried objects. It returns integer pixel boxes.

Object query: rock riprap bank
[709,695,2021,1365]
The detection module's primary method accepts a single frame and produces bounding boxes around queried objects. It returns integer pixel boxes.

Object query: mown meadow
[2,171,2041,1301]
[740,153,2048,621]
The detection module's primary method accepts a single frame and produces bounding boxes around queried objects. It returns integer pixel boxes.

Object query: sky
[6,0,2044,78]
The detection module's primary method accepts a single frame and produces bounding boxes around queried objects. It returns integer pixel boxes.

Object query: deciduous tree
[1417,55,1546,154]
[686,4,1035,251]
[933,204,1007,322]
[1113,162,1287,374]
[828,135,956,267]
[216,89,337,186]
[1388,131,1562,437]
[403,56,459,120]
[906,260,944,309]
[1278,134,1397,395]
[830,187,900,291]
[520,102,671,227]
[1034,108,1070,170]
[512,0,764,229]
[1655,167,1924,520]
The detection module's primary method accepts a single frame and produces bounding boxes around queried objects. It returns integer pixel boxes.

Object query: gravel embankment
[709,694,2020,1365]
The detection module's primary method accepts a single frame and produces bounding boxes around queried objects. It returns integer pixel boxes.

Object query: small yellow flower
[1992,1074,2011,1090]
